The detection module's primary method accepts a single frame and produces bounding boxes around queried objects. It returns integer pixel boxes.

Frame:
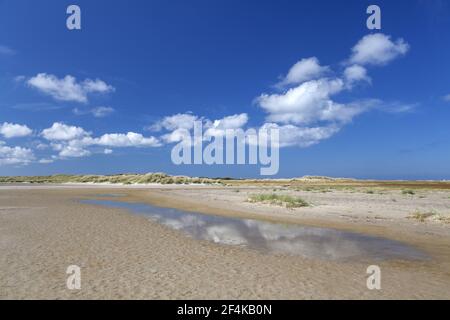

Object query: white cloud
[40,122,162,159]
[73,106,115,118]
[27,73,114,103]
[94,132,161,147]
[150,113,199,131]
[161,128,192,144]
[443,94,450,102]
[156,113,248,143]
[260,123,340,148]
[254,33,411,148]
[82,79,114,93]
[0,142,35,166]
[349,33,409,66]
[91,106,115,118]
[204,114,249,138]
[212,113,248,129]
[278,57,329,87]
[59,146,91,158]
[36,143,49,150]
[344,65,371,85]
[257,78,365,125]
[152,32,410,151]
[375,101,418,114]
[258,78,377,127]
[252,33,411,148]
[42,122,91,141]
[0,122,32,138]
[0,45,15,55]
[5,32,412,162]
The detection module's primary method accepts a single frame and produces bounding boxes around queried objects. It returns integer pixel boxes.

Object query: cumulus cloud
[3,32,412,166]
[26,73,114,103]
[150,113,200,131]
[59,146,91,158]
[211,113,248,129]
[82,79,113,93]
[0,122,32,138]
[40,122,161,159]
[256,78,366,125]
[160,128,193,144]
[277,57,329,87]
[253,33,410,148]
[204,113,249,138]
[155,113,249,143]
[42,122,90,141]
[0,142,35,166]
[95,132,161,147]
[36,143,50,150]
[260,123,340,148]
[344,65,371,86]
[349,33,409,66]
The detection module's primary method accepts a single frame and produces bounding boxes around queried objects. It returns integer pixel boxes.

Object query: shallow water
[81,199,428,261]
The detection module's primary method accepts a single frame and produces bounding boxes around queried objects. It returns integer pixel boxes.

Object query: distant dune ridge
[0,173,220,185]
[0,172,450,189]
[1,173,450,189]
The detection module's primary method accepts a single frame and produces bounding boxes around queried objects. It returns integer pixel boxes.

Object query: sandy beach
[1,184,449,299]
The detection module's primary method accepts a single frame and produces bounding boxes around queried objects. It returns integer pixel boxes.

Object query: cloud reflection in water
[82,199,427,261]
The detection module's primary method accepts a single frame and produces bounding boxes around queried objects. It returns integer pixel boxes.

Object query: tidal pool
[81,199,428,261]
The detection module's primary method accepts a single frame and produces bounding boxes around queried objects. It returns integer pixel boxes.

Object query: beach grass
[408,210,450,224]
[0,173,221,185]
[247,193,310,209]
[408,210,436,222]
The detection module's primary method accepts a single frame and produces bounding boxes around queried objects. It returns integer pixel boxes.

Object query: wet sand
[0,185,449,299]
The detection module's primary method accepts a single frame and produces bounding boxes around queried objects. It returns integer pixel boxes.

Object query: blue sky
[1,0,450,179]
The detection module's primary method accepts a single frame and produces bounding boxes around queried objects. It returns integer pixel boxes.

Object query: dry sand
[0,184,449,299]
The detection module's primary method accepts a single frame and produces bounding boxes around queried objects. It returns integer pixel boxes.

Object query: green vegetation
[0,173,221,185]
[407,210,450,224]
[292,186,332,193]
[402,189,415,195]
[247,193,310,209]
